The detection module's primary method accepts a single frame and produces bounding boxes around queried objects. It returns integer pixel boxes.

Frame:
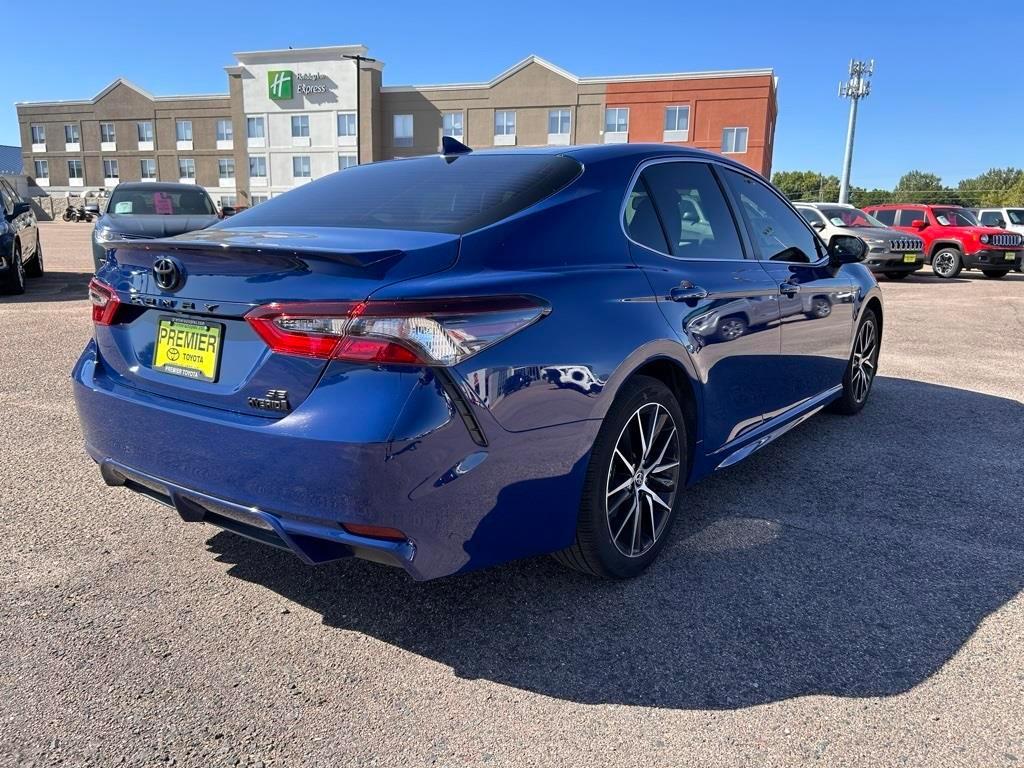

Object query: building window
[64,124,80,144]
[67,159,84,178]
[338,112,357,137]
[605,108,629,134]
[30,125,45,145]
[663,106,690,141]
[140,159,157,179]
[247,116,266,139]
[176,120,193,142]
[249,156,267,178]
[393,114,413,147]
[100,122,116,144]
[137,121,154,144]
[216,119,233,142]
[338,154,357,170]
[178,158,196,179]
[494,110,516,136]
[721,127,749,154]
[33,159,48,179]
[103,159,119,179]
[292,155,312,178]
[291,115,310,138]
[442,112,464,140]
[220,195,237,207]
[218,158,235,179]
[250,194,268,205]
[548,109,571,145]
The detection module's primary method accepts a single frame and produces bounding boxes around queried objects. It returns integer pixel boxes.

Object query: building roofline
[232,44,368,64]
[381,54,774,92]
[14,77,227,107]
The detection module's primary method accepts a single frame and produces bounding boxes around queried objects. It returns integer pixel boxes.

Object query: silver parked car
[796,203,925,280]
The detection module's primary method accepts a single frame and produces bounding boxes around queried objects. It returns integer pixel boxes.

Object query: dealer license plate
[1006,253,1016,261]
[153,316,223,383]
[903,253,918,263]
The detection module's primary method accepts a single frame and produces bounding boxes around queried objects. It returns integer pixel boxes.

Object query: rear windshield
[221,154,582,234]
[109,188,216,216]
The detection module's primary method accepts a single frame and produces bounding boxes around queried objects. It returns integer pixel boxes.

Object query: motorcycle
[62,203,92,223]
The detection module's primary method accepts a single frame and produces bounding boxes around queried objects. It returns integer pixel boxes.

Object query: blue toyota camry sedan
[74,142,882,581]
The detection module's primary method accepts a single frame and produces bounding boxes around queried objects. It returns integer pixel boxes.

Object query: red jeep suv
[863,204,1023,279]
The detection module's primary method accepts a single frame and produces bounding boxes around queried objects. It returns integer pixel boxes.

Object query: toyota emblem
[152,257,182,291]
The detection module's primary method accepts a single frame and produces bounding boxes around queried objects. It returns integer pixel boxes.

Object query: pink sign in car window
[153,192,174,215]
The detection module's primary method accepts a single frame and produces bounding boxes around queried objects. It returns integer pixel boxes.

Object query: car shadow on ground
[206,376,1024,710]
[0,271,92,303]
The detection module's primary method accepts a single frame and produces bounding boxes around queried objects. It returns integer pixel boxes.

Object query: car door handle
[779,282,801,297]
[669,282,709,302]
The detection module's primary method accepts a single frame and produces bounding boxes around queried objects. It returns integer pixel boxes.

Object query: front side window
[34,159,48,178]
[249,156,267,177]
[393,114,413,147]
[897,208,927,227]
[605,108,629,134]
[292,156,312,178]
[216,119,233,141]
[103,159,119,178]
[337,112,357,137]
[664,106,690,133]
[64,124,79,143]
[548,109,571,136]
[247,116,266,139]
[67,159,83,178]
[291,115,310,138]
[722,168,822,263]
[1007,209,1024,225]
[626,162,745,260]
[338,154,357,170]
[218,158,235,178]
[140,159,157,179]
[797,207,826,226]
[100,123,116,143]
[721,127,749,154]
[872,208,896,225]
[178,158,196,179]
[176,120,192,141]
[494,111,516,137]
[31,124,46,144]
[137,121,154,143]
[442,112,464,139]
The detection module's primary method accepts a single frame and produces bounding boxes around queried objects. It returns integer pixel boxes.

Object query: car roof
[112,182,211,193]
[868,203,963,209]
[794,202,856,209]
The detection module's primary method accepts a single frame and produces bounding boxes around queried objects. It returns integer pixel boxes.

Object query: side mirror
[809,220,826,231]
[829,235,867,264]
[83,203,100,216]
[996,219,1007,229]
[911,219,927,229]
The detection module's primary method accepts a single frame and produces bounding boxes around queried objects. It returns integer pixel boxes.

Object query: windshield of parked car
[108,188,217,216]
[1006,209,1024,225]
[817,207,886,228]
[222,154,583,234]
[932,208,979,227]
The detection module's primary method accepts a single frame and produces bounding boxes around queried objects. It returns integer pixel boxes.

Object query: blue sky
[4,0,1021,188]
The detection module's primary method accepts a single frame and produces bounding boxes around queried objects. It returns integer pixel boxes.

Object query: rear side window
[223,154,582,235]
[721,169,823,264]
[872,209,896,225]
[625,162,745,260]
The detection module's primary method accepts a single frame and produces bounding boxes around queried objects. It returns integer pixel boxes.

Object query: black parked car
[91,182,221,271]
[1,177,42,294]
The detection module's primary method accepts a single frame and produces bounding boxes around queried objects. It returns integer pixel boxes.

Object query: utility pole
[837,59,873,204]
[342,53,377,165]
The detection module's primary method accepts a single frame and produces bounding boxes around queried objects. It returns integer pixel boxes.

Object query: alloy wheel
[850,318,877,403]
[605,402,681,557]
[933,252,956,277]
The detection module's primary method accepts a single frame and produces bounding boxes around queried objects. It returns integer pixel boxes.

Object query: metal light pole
[342,53,377,165]
[837,59,873,204]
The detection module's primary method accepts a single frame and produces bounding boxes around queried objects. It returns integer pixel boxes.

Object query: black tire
[62,208,73,222]
[553,375,688,579]
[24,237,43,278]
[931,248,962,278]
[884,271,909,280]
[716,315,747,341]
[3,244,26,295]
[981,269,1008,279]
[829,308,879,415]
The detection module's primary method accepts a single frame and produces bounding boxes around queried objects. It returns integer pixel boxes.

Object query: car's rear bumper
[964,249,1022,269]
[72,340,594,580]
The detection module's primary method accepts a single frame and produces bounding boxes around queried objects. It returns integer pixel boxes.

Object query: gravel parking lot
[2,222,1022,768]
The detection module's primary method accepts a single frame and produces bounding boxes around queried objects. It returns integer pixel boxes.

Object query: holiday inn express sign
[268,70,329,100]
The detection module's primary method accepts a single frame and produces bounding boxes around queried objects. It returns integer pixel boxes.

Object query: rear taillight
[245,297,548,366]
[88,278,121,325]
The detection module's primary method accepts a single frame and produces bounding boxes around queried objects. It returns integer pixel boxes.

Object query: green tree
[771,171,840,203]
[849,187,893,207]
[957,167,1024,207]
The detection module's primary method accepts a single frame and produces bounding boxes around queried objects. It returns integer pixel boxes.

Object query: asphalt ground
[2,222,1022,767]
